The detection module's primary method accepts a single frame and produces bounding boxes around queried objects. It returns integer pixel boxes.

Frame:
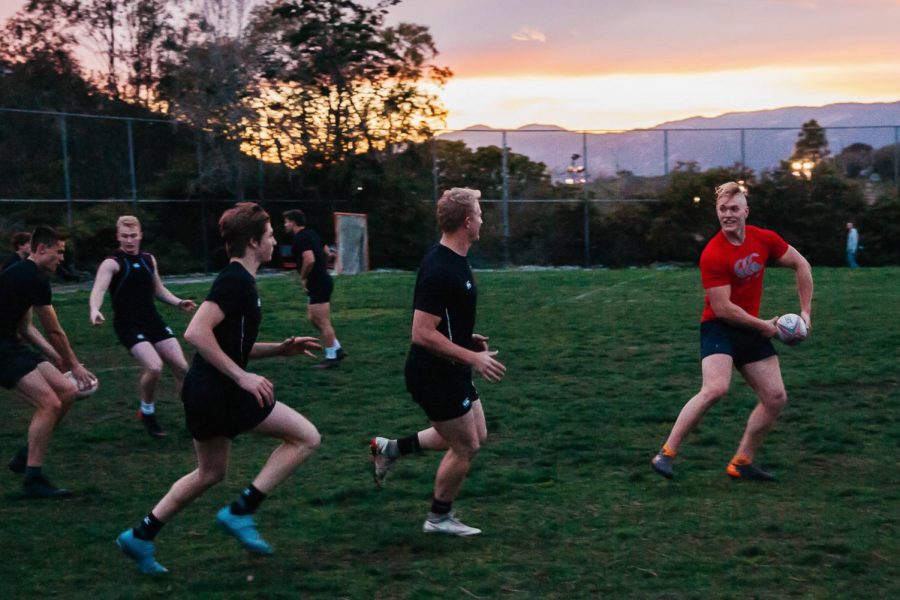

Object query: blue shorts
[700,319,777,368]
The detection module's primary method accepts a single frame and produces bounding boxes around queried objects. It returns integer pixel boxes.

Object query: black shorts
[181,369,276,441]
[114,319,175,350]
[700,319,777,368]
[306,276,334,305]
[0,338,45,389]
[405,358,478,422]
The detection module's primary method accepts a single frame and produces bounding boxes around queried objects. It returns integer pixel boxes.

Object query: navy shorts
[0,338,44,389]
[181,369,276,441]
[306,276,334,305]
[405,359,478,422]
[114,320,175,350]
[700,319,777,368]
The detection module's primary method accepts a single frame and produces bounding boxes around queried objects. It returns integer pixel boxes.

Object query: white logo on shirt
[734,253,762,279]
[133,263,141,268]
[257,298,262,307]
[465,280,472,290]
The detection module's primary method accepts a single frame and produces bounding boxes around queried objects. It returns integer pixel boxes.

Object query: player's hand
[90,309,105,325]
[278,336,321,358]
[178,299,198,313]
[237,372,275,407]
[800,311,812,333]
[472,350,506,383]
[472,333,490,351]
[761,317,779,338]
[70,364,97,389]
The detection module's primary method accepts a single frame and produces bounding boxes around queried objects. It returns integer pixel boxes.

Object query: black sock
[397,433,422,456]
[230,484,267,515]
[133,512,165,541]
[430,497,452,516]
[23,466,42,480]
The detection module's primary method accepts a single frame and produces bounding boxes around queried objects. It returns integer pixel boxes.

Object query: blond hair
[116,215,142,231]
[714,182,746,205]
[437,187,481,233]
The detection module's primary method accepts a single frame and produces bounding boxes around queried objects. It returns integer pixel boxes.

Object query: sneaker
[651,452,674,479]
[138,410,167,438]
[312,358,340,369]
[116,529,169,574]
[23,474,73,499]
[727,461,775,481]
[216,506,273,555]
[422,514,481,536]
[8,444,27,474]
[370,437,397,488]
[336,348,348,361]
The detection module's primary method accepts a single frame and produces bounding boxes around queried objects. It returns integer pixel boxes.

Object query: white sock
[325,346,337,359]
[140,401,155,415]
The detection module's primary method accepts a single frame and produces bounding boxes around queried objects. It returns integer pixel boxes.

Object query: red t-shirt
[699,225,789,322]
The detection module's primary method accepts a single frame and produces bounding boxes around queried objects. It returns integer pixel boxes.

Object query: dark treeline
[1,1,897,273]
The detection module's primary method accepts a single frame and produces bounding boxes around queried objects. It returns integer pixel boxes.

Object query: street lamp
[566,153,585,185]
[791,159,816,180]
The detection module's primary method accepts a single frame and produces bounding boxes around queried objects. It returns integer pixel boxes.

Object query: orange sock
[661,444,676,458]
[730,454,751,466]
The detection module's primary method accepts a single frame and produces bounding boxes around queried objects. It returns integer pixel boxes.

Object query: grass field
[2,267,898,598]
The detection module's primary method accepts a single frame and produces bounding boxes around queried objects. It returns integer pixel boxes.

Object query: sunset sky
[3,0,900,131]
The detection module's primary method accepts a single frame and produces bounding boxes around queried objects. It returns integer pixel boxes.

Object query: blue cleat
[116,529,169,574]
[216,506,273,555]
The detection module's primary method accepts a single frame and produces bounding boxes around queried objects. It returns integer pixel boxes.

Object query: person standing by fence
[846,222,860,268]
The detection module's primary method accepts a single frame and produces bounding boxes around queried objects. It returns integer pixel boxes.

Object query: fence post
[257,127,265,203]
[740,128,746,172]
[501,131,510,265]
[582,131,590,267]
[431,136,439,206]
[663,129,669,175]
[894,126,899,194]
[58,114,72,228]
[126,119,138,210]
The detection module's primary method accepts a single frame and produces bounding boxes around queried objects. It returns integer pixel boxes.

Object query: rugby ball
[65,371,99,398]
[775,313,808,346]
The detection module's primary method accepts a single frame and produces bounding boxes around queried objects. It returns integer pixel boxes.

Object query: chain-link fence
[2,107,899,270]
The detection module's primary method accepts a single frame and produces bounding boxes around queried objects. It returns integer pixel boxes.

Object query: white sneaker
[422,514,482,536]
[370,437,397,488]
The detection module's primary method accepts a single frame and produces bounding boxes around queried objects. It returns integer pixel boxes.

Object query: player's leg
[130,341,167,437]
[154,337,189,397]
[728,355,786,480]
[652,354,733,478]
[118,437,231,573]
[214,402,320,555]
[423,411,482,535]
[308,302,335,348]
[12,363,77,497]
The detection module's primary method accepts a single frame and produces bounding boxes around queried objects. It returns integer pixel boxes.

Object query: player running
[89,216,196,437]
[283,209,347,368]
[651,182,813,481]
[116,202,321,574]
[370,187,506,536]
[2,226,97,498]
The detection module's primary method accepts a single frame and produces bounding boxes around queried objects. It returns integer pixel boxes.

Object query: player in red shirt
[651,182,813,481]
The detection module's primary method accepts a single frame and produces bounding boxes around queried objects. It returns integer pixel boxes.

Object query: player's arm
[707,285,778,337]
[17,309,63,368]
[299,249,315,286]
[250,336,321,359]
[32,304,95,385]
[88,258,119,325]
[183,301,274,406]
[774,245,814,330]
[411,309,506,382]
[150,256,196,313]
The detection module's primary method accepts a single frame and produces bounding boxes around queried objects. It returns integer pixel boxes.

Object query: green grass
[2,267,898,598]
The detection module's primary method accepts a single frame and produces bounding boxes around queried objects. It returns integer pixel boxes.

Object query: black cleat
[23,474,72,498]
[336,348,348,361]
[8,444,27,475]
[313,358,340,369]
[651,452,674,479]
[727,461,775,481]
[138,411,167,438]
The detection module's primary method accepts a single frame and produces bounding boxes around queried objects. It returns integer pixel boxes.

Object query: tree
[835,142,874,178]
[792,118,830,163]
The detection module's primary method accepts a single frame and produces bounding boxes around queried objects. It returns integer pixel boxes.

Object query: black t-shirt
[0,260,52,341]
[292,229,329,287]
[407,244,478,375]
[1,253,23,273]
[190,262,261,378]
[108,250,163,327]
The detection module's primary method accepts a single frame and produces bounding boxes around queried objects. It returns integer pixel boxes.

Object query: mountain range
[438,101,900,179]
